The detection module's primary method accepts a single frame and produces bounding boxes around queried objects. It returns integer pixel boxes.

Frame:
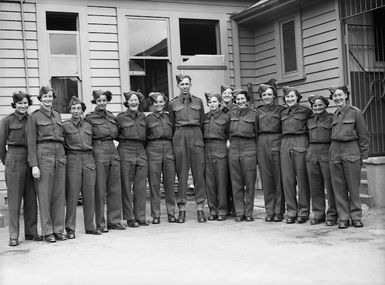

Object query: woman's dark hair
[11,91,33,108]
[91,90,112,104]
[233,89,250,101]
[329,85,350,100]
[308,95,330,108]
[37,86,56,101]
[123,91,144,108]
[283,86,302,103]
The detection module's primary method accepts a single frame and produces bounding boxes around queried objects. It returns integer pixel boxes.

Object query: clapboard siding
[0,2,38,191]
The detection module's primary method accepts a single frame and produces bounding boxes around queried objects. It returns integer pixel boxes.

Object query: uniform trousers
[173,126,206,206]
[65,151,96,232]
[257,133,285,217]
[5,146,38,239]
[146,140,176,218]
[204,140,229,216]
[280,134,310,218]
[93,140,122,228]
[119,141,148,221]
[329,140,362,221]
[306,143,338,221]
[35,142,66,236]
[229,137,257,217]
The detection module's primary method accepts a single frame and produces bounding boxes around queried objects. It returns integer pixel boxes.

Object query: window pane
[46,12,77,31]
[50,56,78,75]
[50,34,77,55]
[282,20,297,73]
[51,77,79,113]
[127,18,168,57]
[180,19,218,56]
[129,59,169,112]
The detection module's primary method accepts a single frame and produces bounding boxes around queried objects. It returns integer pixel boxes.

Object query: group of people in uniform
[0,74,370,247]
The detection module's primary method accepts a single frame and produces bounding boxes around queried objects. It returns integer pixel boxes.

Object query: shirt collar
[39,106,55,118]
[338,104,350,115]
[208,109,222,119]
[152,110,165,118]
[126,108,139,118]
[71,117,83,127]
[179,93,192,103]
[14,111,27,121]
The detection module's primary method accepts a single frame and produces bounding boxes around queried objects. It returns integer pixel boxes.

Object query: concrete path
[1,191,384,285]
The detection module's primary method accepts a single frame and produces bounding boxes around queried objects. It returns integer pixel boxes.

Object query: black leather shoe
[310,218,325,225]
[85,229,102,235]
[152,217,160,224]
[208,215,218,221]
[197,210,207,223]
[273,215,283,222]
[326,220,337,226]
[66,229,76,239]
[9,238,19,246]
[136,220,150,226]
[25,234,44,241]
[98,227,109,233]
[296,216,308,224]
[245,216,254,222]
[217,215,226,221]
[338,220,350,229]
[286,217,296,224]
[352,220,364,228]
[44,234,56,243]
[265,216,274,222]
[107,223,126,230]
[127,220,139,228]
[168,214,176,223]
[235,216,244,222]
[54,233,67,241]
[177,211,186,223]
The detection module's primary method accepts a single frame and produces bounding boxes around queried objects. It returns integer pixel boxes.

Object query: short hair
[329,85,350,100]
[283,86,302,103]
[233,89,250,101]
[11,91,33,108]
[37,86,56,101]
[176,74,192,84]
[204,92,222,106]
[308,95,330,108]
[91,90,112,104]
[123,91,144,108]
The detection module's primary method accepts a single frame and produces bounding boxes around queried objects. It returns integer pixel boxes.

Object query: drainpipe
[20,0,30,93]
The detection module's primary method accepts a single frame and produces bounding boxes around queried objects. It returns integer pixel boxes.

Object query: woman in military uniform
[26,86,67,242]
[85,90,125,232]
[203,93,229,221]
[329,86,370,229]
[0,92,41,246]
[306,95,338,226]
[228,89,258,222]
[280,86,312,224]
[117,91,148,227]
[63,96,101,238]
[255,83,285,222]
[146,92,176,224]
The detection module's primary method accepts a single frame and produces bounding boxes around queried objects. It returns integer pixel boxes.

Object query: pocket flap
[342,119,355,124]
[9,124,23,130]
[149,121,160,128]
[190,104,201,111]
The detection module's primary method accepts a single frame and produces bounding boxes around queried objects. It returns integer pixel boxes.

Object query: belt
[149,138,172,142]
[204,139,226,142]
[175,125,200,128]
[119,139,145,143]
[309,142,331,144]
[93,139,113,144]
[66,150,92,155]
[37,140,63,144]
[8,145,27,149]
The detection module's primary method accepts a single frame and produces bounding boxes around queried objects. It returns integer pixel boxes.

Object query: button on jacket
[281,104,313,136]
[146,111,173,141]
[26,106,64,167]
[256,104,285,219]
[203,110,229,141]
[169,94,204,128]
[306,111,337,222]
[85,109,118,141]
[229,106,258,140]
[116,109,147,142]
[62,118,93,151]
[0,112,39,240]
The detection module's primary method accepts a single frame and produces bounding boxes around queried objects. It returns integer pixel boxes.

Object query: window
[46,12,81,113]
[373,8,385,62]
[275,14,304,82]
[179,19,219,59]
[127,17,170,110]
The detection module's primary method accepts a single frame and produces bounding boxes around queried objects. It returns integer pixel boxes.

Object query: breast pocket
[8,124,24,142]
[341,119,357,137]
[189,104,202,120]
[37,121,54,138]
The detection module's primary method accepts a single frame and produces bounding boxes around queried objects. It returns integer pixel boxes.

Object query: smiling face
[332,89,348,109]
[221,88,233,105]
[235,94,247,109]
[285,91,298,107]
[312,99,326,114]
[96,95,108,110]
[41,91,54,109]
[153,95,165,112]
[208,96,220,111]
[178,77,191,95]
[15,97,29,114]
[262,88,275,105]
[127,94,139,111]
[70,103,83,119]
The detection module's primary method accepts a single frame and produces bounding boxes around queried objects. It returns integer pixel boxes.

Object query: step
[360,179,368,195]
[360,193,374,207]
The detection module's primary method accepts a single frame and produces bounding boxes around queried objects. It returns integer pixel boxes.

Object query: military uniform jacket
[0,111,28,164]
[307,111,332,144]
[203,110,229,141]
[256,104,284,134]
[116,109,146,142]
[220,102,235,114]
[281,104,312,135]
[145,111,173,141]
[85,108,118,141]
[62,118,93,151]
[331,104,370,159]
[168,94,204,129]
[228,106,258,141]
[26,107,64,167]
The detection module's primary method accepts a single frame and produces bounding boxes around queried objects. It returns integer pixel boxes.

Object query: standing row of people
[0,74,370,247]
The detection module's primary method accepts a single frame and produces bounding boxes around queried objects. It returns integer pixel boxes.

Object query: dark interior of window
[373,8,385,62]
[282,20,297,73]
[179,19,218,56]
[51,77,79,113]
[46,12,77,31]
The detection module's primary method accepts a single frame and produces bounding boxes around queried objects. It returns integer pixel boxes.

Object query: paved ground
[0,190,385,285]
